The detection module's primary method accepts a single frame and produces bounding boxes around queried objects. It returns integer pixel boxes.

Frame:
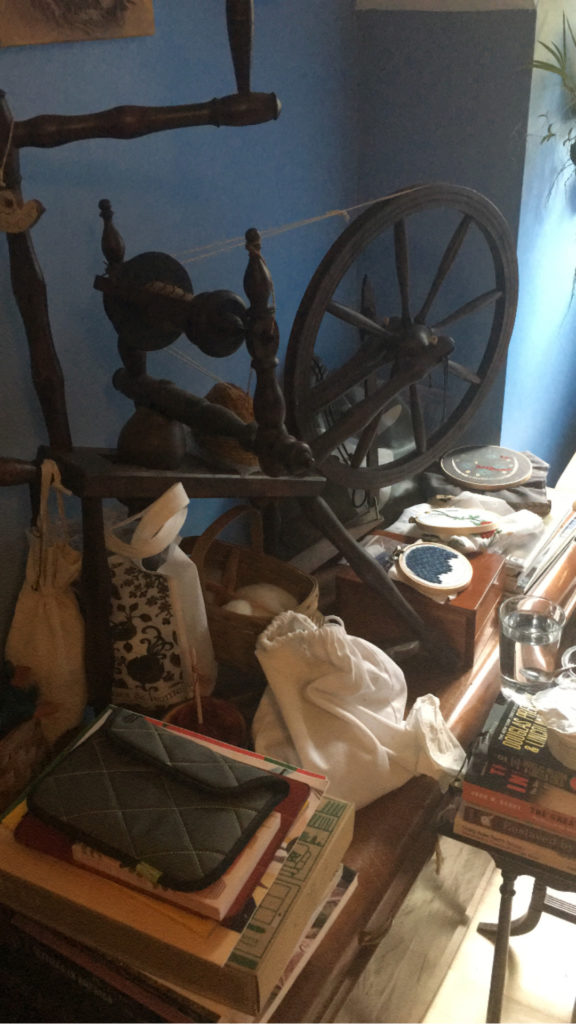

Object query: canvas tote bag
[6,459,87,746]
[105,483,217,713]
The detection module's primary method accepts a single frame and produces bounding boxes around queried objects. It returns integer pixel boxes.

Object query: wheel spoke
[327,300,393,339]
[409,383,427,453]
[361,274,377,323]
[447,360,481,385]
[350,412,384,468]
[360,275,381,473]
[394,218,411,323]
[416,214,472,322]
[311,370,418,462]
[432,288,502,329]
[307,341,394,415]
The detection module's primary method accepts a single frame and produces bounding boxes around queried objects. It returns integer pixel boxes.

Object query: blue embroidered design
[404,545,457,583]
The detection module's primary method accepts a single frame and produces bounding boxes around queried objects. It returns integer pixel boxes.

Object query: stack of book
[452,697,576,873]
[503,493,576,593]
[0,706,357,1022]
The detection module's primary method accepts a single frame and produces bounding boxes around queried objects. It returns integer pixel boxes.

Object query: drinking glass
[499,595,566,704]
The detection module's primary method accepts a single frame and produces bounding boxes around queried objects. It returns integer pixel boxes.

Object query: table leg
[478,877,546,938]
[484,868,517,1024]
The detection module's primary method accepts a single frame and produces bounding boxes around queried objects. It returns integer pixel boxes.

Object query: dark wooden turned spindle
[226,0,254,95]
[0,92,72,451]
[0,456,37,487]
[243,229,313,475]
[14,94,281,150]
[243,227,284,432]
[99,198,125,268]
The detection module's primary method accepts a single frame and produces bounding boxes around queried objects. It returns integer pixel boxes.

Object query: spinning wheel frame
[284,183,518,492]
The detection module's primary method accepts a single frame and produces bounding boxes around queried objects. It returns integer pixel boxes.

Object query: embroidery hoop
[412,507,499,538]
[397,541,473,596]
[440,445,532,491]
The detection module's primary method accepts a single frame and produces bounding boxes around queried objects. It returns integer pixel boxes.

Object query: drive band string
[167,189,408,384]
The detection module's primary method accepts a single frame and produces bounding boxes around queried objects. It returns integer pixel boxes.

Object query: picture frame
[0,1,155,48]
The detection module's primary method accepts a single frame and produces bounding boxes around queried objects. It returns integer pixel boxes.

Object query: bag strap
[36,459,72,537]
[188,505,264,590]
[34,460,73,586]
[106,483,189,560]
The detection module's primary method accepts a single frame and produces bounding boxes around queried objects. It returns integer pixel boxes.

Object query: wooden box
[335,532,506,669]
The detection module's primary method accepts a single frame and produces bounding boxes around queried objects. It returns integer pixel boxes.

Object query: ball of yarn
[222,598,255,616]
[199,382,259,467]
[234,583,298,616]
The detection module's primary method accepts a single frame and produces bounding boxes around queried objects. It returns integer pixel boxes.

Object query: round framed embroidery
[413,507,498,538]
[440,445,532,491]
[397,542,473,595]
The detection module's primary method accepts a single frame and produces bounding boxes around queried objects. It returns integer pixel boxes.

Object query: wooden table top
[271,539,576,1023]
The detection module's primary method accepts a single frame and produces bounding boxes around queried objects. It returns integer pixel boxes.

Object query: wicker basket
[182,505,321,673]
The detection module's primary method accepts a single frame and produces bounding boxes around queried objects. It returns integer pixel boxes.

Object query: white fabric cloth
[252,612,465,808]
[386,492,544,559]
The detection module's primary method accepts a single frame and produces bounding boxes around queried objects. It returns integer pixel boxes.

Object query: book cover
[0,794,355,1015]
[160,863,360,1024]
[0,916,173,1023]
[454,800,576,874]
[7,910,219,1023]
[462,768,576,840]
[15,807,283,922]
[467,698,576,793]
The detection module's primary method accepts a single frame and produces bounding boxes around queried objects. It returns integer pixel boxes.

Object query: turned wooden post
[0,93,72,450]
[226,0,254,95]
[243,228,313,476]
[99,198,126,269]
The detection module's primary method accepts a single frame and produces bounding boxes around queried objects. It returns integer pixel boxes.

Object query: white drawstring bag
[106,483,217,713]
[252,612,465,809]
[6,460,87,746]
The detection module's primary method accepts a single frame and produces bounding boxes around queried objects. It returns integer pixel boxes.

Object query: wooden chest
[334,532,506,669]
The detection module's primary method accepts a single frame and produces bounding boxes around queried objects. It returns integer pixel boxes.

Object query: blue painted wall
[501,0,576,485]
[355,6,535,450]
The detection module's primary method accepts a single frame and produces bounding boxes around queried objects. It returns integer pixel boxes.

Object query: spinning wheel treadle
[284,183,518,491]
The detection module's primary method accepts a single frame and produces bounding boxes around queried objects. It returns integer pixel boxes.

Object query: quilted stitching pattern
[28,708,288,891]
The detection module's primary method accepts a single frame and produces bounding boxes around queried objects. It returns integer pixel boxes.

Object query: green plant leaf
[532,60,565,75]
[539,40,565,65]
[566,15,576,49]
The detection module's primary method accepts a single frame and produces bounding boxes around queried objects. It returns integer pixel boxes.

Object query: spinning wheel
[284,183,518,492]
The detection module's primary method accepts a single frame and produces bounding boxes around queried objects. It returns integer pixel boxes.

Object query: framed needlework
[0,1,155,47]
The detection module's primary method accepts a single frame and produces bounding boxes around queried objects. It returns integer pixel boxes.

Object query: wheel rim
[284,183,518,491]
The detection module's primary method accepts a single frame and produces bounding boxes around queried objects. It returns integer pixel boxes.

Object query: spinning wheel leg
[300,494,460,666]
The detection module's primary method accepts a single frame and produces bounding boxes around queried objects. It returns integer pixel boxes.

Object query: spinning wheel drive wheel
[284,183,518,492]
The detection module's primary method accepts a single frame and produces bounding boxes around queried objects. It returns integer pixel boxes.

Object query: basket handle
[187,504,265,589]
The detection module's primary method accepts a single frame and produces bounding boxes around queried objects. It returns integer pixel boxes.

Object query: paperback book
[454,799,576,874]
[142,863,359,1024]
[462,766,576,841]
[15,807,283,923]
[467,697,576,793]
